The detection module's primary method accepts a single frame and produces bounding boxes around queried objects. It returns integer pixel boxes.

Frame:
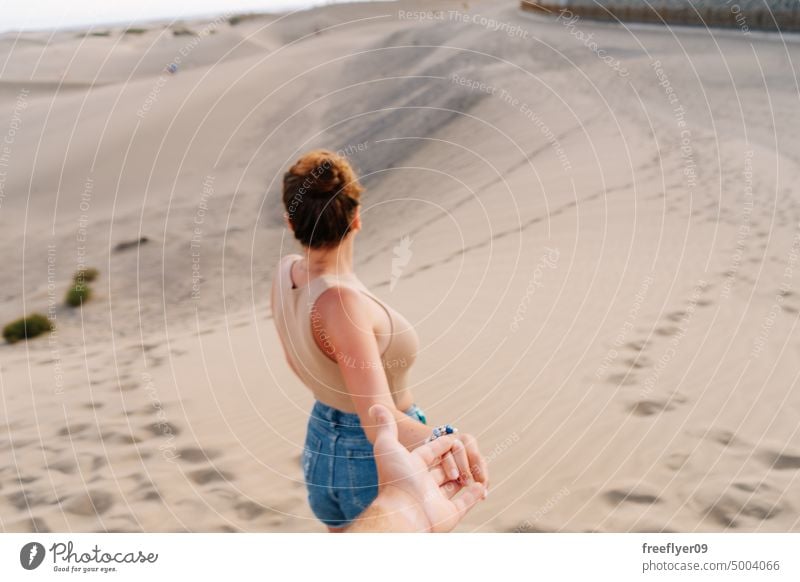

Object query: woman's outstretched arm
[315,286,488,485]
[313,286,431,450]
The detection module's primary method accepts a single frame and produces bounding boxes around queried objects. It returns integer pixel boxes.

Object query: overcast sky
[0,0,390,32]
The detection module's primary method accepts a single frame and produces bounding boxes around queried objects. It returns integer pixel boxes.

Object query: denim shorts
[302,400,427,528]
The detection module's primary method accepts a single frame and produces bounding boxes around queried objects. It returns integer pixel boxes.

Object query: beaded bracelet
[425,424,458,443]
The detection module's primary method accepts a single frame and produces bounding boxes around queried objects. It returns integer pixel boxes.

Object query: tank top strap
[279,253,301,290]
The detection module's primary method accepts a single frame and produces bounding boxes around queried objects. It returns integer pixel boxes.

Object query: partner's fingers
[452,482,488,520]
[450,439,473,483]
[369,404,398,444]
[430,465,448,486]
[415,434,456,466]
[440,479,463,499]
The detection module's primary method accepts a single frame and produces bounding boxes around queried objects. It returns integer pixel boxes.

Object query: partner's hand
[369,404,488,532]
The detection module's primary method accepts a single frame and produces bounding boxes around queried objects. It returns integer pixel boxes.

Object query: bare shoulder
[315,285,364,312]
[314,285,368,326]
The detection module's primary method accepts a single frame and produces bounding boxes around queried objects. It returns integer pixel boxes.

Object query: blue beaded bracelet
[426,424,458,443]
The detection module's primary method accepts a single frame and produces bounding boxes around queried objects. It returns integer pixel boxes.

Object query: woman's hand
[436,431,489,488]
[454,432,489,487]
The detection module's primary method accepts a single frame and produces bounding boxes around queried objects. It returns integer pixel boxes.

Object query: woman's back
[271,253,419,413]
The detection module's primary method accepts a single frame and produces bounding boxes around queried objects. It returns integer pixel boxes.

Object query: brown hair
[283,149,364,249]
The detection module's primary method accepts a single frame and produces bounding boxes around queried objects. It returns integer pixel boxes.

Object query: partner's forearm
[346,503,397,532]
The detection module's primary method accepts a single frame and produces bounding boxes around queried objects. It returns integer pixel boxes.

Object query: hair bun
[284,148,364,203]
[283,148,364,248]
[307,160,342,198]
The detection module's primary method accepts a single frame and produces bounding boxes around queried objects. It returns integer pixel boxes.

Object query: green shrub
[73,267,99,284]
[65,284,92,307]
[227,14,258,26]
[171,27,195,36]
[3,314,53,344]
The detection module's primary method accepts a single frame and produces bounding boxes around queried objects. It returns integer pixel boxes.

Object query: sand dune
[1,0,799,532]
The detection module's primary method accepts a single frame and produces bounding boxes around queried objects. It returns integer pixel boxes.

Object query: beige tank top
[271,253,419,413]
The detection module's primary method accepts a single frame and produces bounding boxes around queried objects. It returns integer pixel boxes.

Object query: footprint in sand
[626,339,650,353]
[7,489,53,510]
[147,356,166,368]
[693,427,743,448]
[628,394,687,417]
[64,489,114,516]
[665,452,690,471]
[759,450,800,470]
[234,500,267,520]
[605,486,662,506]
[624,356,652,369]
[654,326,682,337]
[189,467,234,485]
[57,423,90,437]
[144,421,181,438]
[694,481,788,528]
[176,447,219,463]
[123,476,161,503]
[664,311,687,323]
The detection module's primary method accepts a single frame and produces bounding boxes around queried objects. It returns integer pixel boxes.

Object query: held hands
[440,431,490,489]
[367,404,489,532]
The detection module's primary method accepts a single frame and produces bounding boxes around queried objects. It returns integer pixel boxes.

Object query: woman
[271,149,488,531]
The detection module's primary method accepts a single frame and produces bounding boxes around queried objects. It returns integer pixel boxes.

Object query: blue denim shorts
[302,400,427,528]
